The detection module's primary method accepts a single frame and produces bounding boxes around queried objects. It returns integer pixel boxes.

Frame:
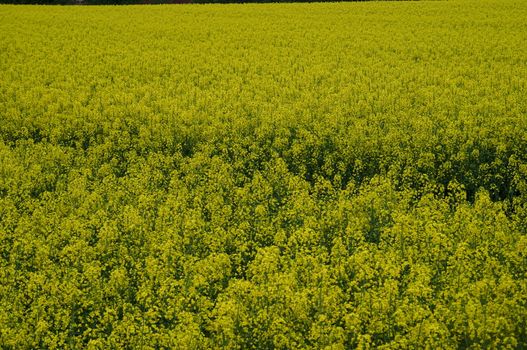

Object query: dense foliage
[1,1,527,348]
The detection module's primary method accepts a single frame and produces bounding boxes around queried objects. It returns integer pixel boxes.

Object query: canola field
[1,1,527,348]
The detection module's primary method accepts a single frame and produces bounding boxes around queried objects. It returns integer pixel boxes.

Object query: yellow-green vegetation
[1,1,527,348]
